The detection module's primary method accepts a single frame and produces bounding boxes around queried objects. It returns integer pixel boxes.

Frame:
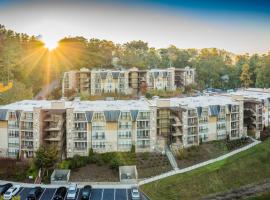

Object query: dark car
[27,187,43,200]
[0,183,12,195]
[53,187,67,200]
[80,185,92,200]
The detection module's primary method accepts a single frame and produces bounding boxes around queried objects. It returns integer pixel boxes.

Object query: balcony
[21,145,34,150]
[22,135,34,140]
[44,135,61,141]
[92,136,105,140]
[21,126,33,131]
[74,136,87,141]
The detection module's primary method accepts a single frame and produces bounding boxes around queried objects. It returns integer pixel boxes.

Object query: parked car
[3,185,21,200]
[0,183,13,195]
[66,184,77,200]
[53,187,67,200]
[131,187,140,200]
[27,187,43,200]
[80,185,92,200]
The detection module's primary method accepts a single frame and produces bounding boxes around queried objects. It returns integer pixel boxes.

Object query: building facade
[0,93,255,159]
[225,88,270,138]
[152,95,246,152]
[62,67,196,97]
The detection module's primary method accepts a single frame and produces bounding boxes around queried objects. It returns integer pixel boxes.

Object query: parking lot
[16,187,148,200]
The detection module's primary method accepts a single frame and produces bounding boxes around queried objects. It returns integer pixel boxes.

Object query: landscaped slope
[141,139,270,200]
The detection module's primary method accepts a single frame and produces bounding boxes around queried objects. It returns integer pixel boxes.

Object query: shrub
[177,149,188,160]
[141,152,150,160]
[130,145,136,153]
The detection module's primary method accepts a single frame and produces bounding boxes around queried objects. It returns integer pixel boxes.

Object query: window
[92,141,105,149]
[75,122,87,131]
[118,131,131,139]
[137,121,149,129]
[217,115,226,122]
[75,142,87,150]
[118,141,132,149]
[92,132,105,140]
[8,112,16,120]
[119,121,132,129]
[8,130,19,138]
[137,140,150,148]
[217,123,226,130]
[137,130,149,138]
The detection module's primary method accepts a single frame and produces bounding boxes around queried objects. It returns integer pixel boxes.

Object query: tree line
[0,24,270,103]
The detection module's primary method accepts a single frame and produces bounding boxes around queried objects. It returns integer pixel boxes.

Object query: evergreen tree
[240,63,253,88]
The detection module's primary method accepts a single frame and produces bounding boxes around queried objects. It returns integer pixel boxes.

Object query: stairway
[165,146,179,170]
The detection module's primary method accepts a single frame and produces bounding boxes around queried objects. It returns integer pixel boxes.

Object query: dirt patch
[0,158,32,182]
[136,153,172,178]
[175,138,253,169]
[68,152,172,182]
[200,179,270,200]
[69,163,119,182]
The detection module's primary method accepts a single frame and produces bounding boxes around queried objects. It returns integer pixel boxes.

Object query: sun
[43,37,59,51]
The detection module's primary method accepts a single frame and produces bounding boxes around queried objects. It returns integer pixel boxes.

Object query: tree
[0,81,33,104]
[34,145,58,177]
[240,63,252,88]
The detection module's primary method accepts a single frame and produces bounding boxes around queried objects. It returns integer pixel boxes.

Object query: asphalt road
[16,186,149,200]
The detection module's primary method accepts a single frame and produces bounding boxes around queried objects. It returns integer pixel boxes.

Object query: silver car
[66,184,77,200]
[131,187,140,200]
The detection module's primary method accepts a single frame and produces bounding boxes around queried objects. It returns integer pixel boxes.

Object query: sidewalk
[139,137,261,185]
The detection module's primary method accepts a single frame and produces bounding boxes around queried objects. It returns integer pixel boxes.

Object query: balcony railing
[92,136,105,140]
[21,145,34,149]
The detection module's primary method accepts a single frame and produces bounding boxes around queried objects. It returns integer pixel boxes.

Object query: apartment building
[152,95,245,152]
[0,100,68,159]
[0,98,156,158]
[62,67,196,97]
[225,88,270,138]
[66,99,156,157]
[0,93,248,159]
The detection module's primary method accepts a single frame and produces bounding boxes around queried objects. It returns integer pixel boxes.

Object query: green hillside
[141,139,270,200]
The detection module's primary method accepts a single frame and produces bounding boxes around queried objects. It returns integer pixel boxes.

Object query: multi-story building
[0,100,68,159]
[66,98,156,157]
[152,95,245,152]
[0,93,249,159]
[225,88,270,138]
[62,67,196,97]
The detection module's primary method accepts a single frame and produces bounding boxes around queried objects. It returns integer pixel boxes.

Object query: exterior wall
[7,111,20,158]
[62,67,196,97]
[146,68,175,91]
[0,121,8,157]
[62,71,77,97]
[33,108,42,153]
[90,70,130,95]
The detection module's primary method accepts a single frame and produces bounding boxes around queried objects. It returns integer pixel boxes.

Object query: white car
[131,187,140,200]
[4,185,21,200]
[66,184,77,200]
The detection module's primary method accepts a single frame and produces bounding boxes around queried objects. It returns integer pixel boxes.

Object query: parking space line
[113,189,116,200]
[18,187,25,195]
[75,189,81,200]
[126,189,128,200]
[50,188,57,200]
[101,189,104,200]
[39,188,46,200]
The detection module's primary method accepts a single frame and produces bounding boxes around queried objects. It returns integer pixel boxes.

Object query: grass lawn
[141,139,270,200]
[247,191,270,200]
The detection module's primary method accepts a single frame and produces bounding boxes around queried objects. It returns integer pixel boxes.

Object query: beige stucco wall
[0,121,8,157]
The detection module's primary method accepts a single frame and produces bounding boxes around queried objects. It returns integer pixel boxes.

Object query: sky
[0,0,269,54]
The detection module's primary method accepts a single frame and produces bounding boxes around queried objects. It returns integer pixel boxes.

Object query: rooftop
[151,95,239,108]
[229,88,270,100]
[0,99,152,112]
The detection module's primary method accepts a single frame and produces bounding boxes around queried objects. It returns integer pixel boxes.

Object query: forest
[0,24,270,104]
